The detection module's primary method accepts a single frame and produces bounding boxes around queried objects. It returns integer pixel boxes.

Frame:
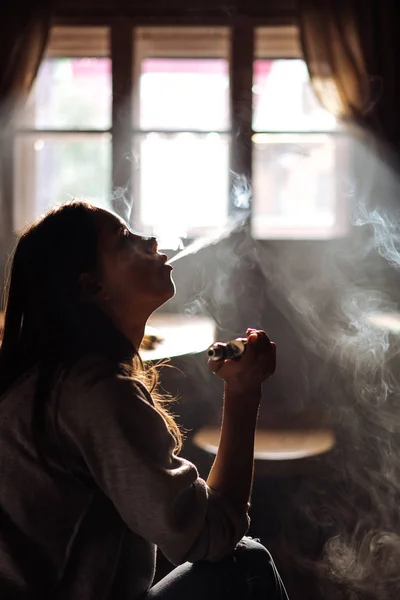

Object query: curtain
[0,1,52,265]
[298,0,400,149]
[0,2,52,129]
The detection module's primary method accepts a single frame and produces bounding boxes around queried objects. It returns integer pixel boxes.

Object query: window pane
[138,59,229,131]
[252,134,341,239]
[14,135,111,230]
[253,60,337,132]
[133,133,229,237]
[22,58,112,130]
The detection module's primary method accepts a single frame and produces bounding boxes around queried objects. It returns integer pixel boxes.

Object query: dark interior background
[3,2,400,599]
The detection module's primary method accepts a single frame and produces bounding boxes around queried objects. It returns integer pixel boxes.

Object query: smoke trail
[249,134,400,599]
[168,214,246,265]
[111,186,132,223]
[168,171,251,264]
[171,131,400,598]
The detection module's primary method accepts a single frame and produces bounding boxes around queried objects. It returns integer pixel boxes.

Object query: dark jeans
[143,537,289,599]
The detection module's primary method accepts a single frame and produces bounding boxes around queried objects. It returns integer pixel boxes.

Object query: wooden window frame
[8,16,347,241]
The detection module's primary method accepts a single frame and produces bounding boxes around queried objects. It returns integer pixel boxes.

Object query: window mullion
[229,16,254,212]
[111,18,134,216]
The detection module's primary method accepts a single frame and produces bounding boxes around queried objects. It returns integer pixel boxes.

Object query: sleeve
[56,363,250,565]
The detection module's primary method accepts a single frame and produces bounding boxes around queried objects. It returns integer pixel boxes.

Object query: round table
[140,313,216,362]
[193,427,335,460]
[193,426,336,475]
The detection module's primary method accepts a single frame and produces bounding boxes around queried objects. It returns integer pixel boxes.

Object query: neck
[109,307,156,353]
[125,321,146,351]
[99,299,161,355]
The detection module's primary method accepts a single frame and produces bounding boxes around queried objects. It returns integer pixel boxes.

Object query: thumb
[208,357,226,375]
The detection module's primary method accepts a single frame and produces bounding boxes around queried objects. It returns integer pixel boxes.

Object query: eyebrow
[114,221,127,233]
[116,225,142,242]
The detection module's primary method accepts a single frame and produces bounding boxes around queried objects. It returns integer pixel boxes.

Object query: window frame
[132,26,231,237]
[9,15,348,242]
[252,27,349,240]
[13,25,113,230]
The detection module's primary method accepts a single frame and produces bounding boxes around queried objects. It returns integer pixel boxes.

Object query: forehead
[92,209,125,256]
[94,209,124,237]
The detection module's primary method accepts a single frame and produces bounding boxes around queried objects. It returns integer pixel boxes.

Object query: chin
[165,279,176,301]
[156,280,176,308]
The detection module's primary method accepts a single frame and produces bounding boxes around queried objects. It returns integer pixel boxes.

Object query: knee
[233,537,275,572]
[232,538,288,599]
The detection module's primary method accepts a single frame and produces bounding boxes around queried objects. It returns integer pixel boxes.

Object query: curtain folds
[0,2,52,129]
[298,0,400,149]
[0,2,52,263]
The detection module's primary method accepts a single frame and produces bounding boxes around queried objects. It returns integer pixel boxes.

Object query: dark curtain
[0,2,52,129]
[0,2,52,268]
[298,0,400,150]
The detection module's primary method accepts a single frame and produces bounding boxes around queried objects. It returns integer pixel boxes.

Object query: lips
[158,253,173,270]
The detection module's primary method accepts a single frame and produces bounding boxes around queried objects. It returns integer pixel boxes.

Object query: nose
[150,237,158,252]
[143,236,158,252]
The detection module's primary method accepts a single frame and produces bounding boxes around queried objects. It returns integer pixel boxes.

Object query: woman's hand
[206,329,276,511]
[208,328,276,396]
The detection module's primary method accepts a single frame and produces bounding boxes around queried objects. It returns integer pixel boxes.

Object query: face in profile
[90,209,175,319]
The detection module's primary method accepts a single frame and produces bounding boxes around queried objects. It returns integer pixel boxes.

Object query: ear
[79,272,106,300]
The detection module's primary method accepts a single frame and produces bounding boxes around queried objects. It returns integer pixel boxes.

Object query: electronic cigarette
[207,339,247,361]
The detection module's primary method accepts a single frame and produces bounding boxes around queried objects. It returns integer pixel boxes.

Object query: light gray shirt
[0,357,249,599]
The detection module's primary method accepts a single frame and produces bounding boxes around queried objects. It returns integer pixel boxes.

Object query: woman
[0,201,288,599]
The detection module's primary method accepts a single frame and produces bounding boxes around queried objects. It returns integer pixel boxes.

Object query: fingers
[246,329,272,360]
[208,357,225,375]
[247,328,271,345]
[207,329,276,382]
[245,329,276,374]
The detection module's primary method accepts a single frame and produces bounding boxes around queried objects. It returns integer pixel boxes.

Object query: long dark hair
[0,201,182,451]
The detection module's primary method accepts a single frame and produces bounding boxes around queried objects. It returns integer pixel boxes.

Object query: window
[14,23,349,243]
[14,27,112,231]
[252,27,348,239]
[133,28,230,241]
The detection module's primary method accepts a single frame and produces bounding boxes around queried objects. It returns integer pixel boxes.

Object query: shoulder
[62,355,151,398]
[55,355,159,423]
[56,355,176,461]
